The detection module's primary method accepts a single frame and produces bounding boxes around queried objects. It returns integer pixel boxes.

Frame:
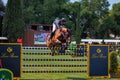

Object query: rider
[49,18,67,41]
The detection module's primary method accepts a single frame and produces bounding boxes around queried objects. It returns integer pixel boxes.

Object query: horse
[46,26,71,55]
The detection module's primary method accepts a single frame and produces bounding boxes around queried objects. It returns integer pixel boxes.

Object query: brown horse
[46,27,71,55]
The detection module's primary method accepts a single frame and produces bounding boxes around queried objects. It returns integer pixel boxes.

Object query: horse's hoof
[51,53,54,56]
[64,47,68,50]
[58,43,62,46]
[71,55,75,57]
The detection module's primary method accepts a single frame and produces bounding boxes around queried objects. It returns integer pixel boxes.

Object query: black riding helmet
[61,18,66,22]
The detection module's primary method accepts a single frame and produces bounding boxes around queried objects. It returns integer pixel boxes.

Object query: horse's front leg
[56,39,61,43]
[65,37,71,49]
[54,33,61,44]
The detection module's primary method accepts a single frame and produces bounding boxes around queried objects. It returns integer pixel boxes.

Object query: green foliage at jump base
[110,51,119,74]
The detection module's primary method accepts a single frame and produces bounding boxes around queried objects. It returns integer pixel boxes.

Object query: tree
[111,3,120,36]
[108,16,119,38]
[112,3,120,25]
[87,0,110,38]
[80,7,95,38]
[2,0,24,42]
[42,0,60,24]
[89,0,109,18]
[98,16,113,38]
[64,0,110,40]
[63,2,82,43]
[0,0,5,36]
[23,0,69,24]
[22,0,44,24]
[0,0,5,11]
[75,2,81,43]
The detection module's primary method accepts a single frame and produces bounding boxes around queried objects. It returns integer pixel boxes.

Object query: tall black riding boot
[49,32,54,41]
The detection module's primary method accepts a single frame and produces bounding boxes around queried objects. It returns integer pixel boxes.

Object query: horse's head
[61,27,71,39]
[60,27,67,39]
[58,27,71,45]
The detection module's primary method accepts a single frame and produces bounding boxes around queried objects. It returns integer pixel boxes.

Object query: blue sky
[70,0,120,9]
[2,0,120,9]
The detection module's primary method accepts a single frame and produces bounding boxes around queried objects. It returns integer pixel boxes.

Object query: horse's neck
[53,28,66,39]
[52,29,60,40]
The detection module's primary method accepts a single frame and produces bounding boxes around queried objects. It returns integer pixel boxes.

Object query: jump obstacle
[22,44,87,73]
[0,43,110,79]
[22,44,110,78]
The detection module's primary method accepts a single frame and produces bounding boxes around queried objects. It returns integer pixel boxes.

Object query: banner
[34,33,48,44]
[88,45,109,78]
[0,43,21,78]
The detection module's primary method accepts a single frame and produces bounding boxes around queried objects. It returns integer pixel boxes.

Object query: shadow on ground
[67,77,88,80]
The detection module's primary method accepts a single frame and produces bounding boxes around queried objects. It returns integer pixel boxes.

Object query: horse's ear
[67,29,68,32]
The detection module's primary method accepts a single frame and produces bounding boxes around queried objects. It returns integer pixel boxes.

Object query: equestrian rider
[49,18,67,42]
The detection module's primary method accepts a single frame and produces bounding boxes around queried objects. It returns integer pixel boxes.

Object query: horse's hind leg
[51,46,55,56]
[51,49,54,56]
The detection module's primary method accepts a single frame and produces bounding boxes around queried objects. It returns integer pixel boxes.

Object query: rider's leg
[49,31,55,40]
[49,23,56,41]
[51,32,54,39]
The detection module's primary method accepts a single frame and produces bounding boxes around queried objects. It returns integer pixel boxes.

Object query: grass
[19,49,120,80]
[21,73,87,80]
